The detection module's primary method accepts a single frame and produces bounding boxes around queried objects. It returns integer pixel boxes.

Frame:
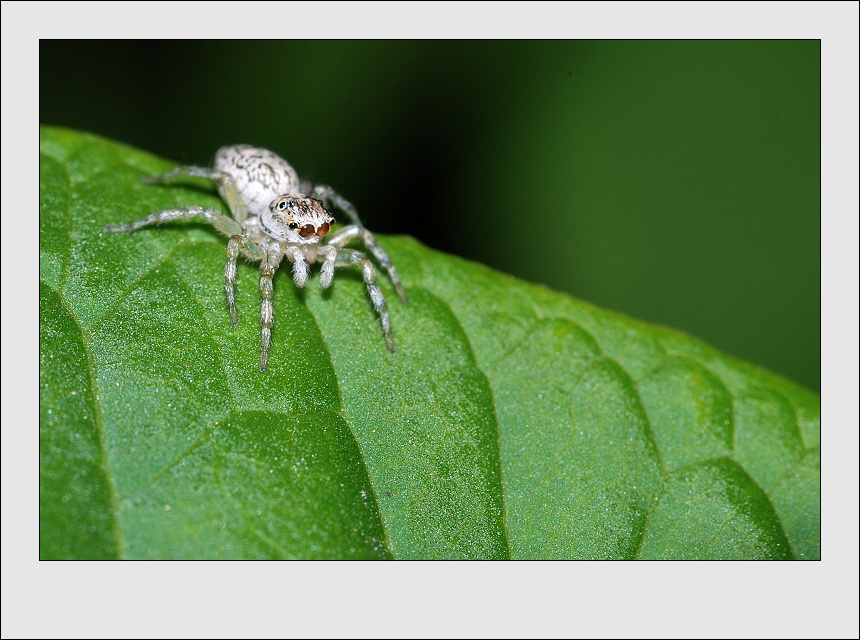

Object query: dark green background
[40,40,820,390]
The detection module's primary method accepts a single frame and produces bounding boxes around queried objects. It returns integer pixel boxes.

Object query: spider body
[105,145,406,371]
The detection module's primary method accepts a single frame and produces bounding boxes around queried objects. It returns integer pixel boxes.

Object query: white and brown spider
[105,145,407,371]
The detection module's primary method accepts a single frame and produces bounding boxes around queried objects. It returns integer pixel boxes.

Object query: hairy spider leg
[143,166,250,223]
[103,205,243,237]
[279,245,306,287]
[335,248,393,352]
[225,235,265,326]
[311,185,408,303]
[317,244,339,288]
[259,248,284,371]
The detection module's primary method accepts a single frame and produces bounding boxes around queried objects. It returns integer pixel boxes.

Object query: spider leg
[335,248,394,352]
[326,224,407,302]
[143,166,249,223]
[143,165,223,184]
[312,184,407,303]
[103,206,243,238]
[259,247,284,371]
[285,246,309,287]
[225,235,264,326]
[309,184,363,227]
[318,245,338,288]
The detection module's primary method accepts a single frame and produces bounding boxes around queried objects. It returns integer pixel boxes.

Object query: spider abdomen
[215,145,301,218]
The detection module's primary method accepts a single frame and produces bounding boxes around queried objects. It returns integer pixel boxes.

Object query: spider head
[262,195,336,244]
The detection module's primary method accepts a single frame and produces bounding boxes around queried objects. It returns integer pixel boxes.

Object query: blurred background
[40,41,820,391]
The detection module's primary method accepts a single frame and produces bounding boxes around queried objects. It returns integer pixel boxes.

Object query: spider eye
[288,221,298,230]
[277,200,291,211]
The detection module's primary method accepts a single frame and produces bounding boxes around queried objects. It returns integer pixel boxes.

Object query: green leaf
[39,126,820,559]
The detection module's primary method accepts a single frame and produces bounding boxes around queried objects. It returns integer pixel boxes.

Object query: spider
[104,145,407,371]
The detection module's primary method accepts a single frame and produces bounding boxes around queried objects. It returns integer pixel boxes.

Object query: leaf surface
[39,127,820,559]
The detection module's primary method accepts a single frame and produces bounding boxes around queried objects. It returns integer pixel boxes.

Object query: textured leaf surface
[39,127,820,559]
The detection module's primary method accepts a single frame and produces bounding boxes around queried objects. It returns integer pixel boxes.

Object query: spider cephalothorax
[263,195,335,243]
[105,145,407,370]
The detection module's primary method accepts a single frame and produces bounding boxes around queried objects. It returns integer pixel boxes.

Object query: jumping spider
[105,145,407,371]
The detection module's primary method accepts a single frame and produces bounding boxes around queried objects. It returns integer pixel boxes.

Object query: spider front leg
[285,246,309,287]
[225,235,264,326]
[311,184,407,303]
[143,165,250,223]
[334,248,394,352]
[259,247,285,371]
[318,245,338,288]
